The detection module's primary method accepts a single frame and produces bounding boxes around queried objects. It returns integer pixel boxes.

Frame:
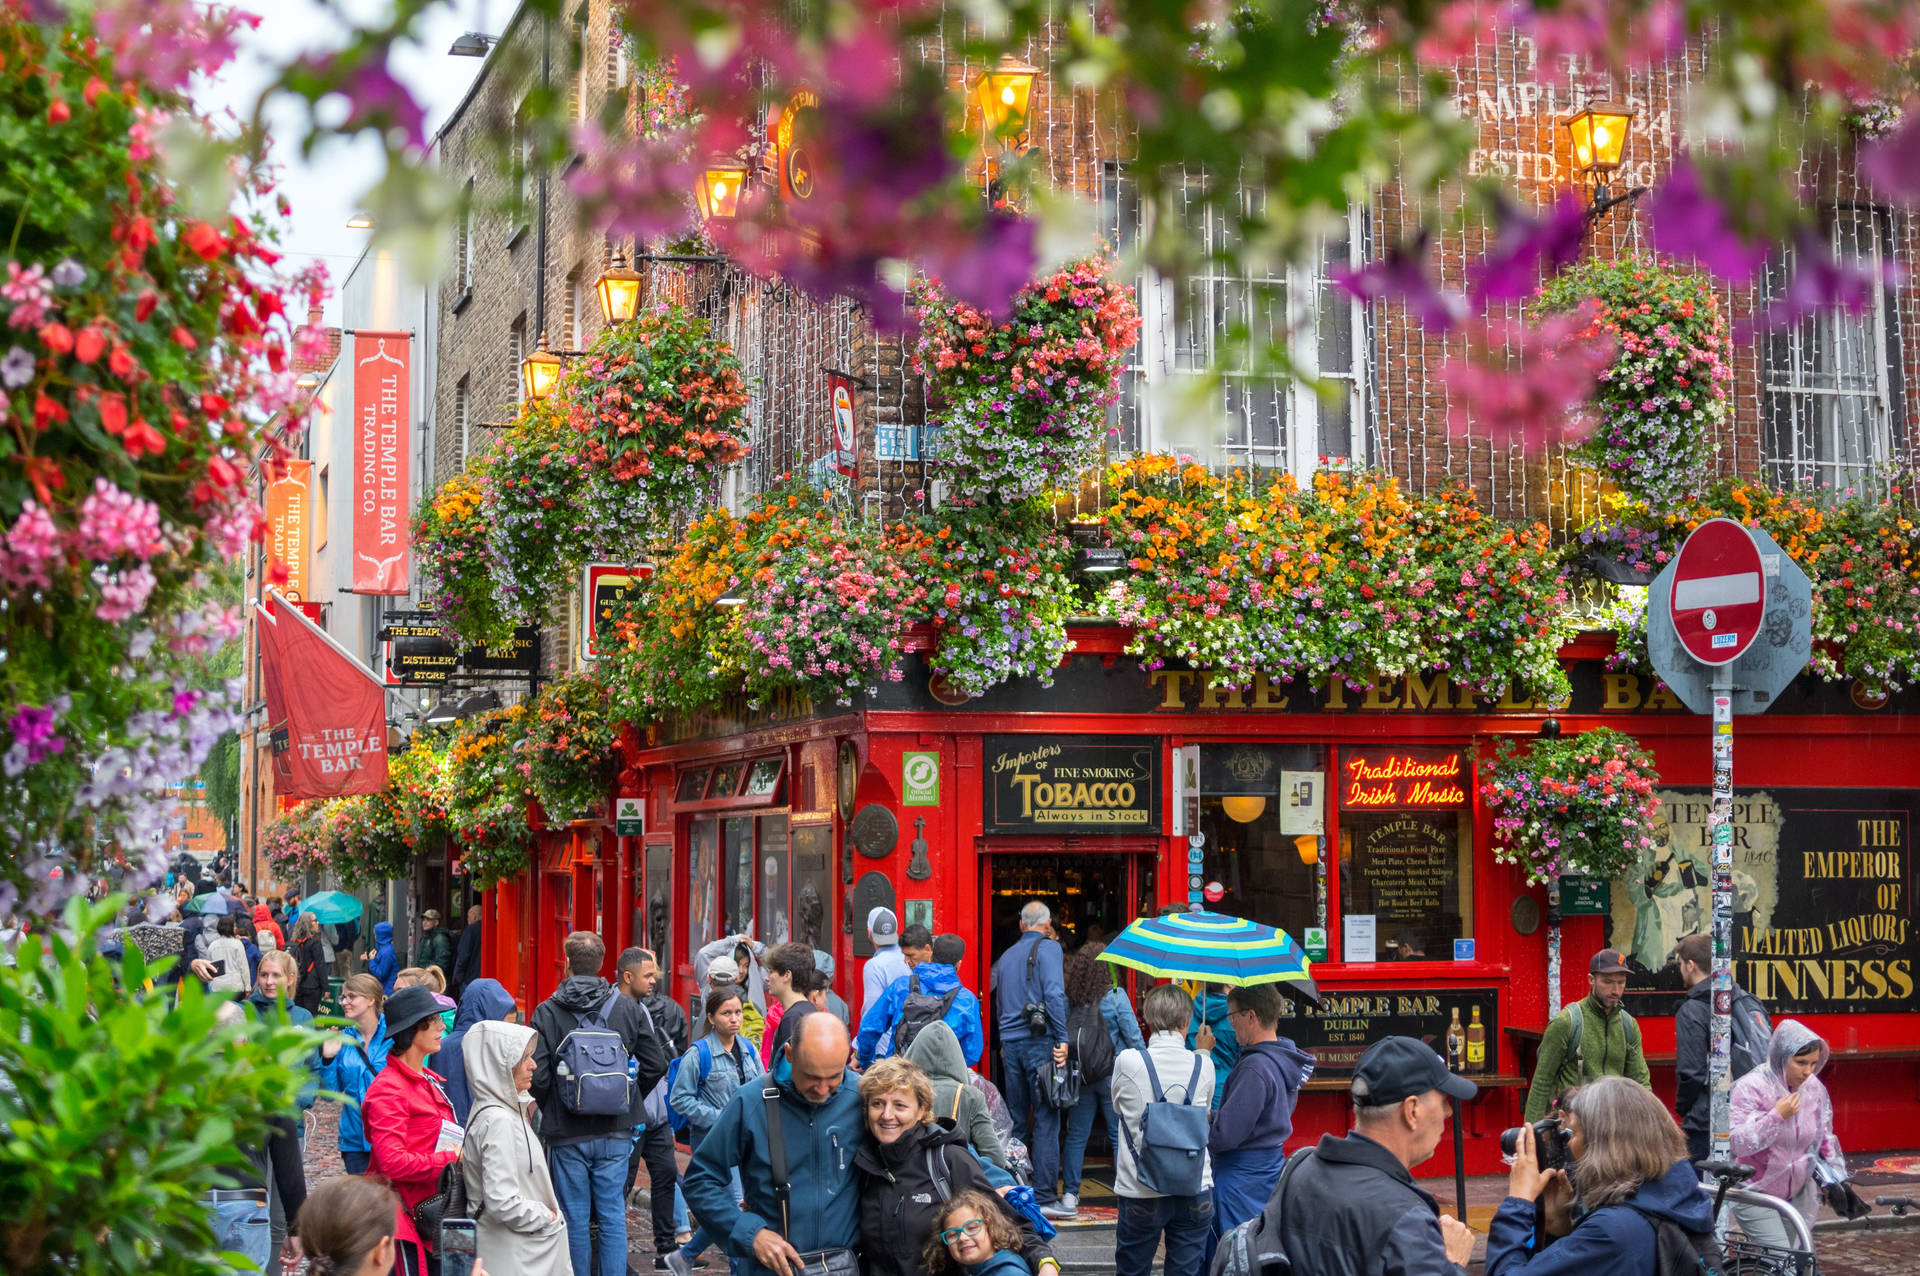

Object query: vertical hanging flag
[254,592,390,797]
[352,330,412,594]
[265,460,311,602]
[829,373,857,477]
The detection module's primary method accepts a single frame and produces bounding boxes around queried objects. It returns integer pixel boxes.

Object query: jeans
[1204,1145,1285,1272]
[679,1128,744,1264]
[1001,1037,1062,1205]
[1062,1076,1116,1196]
[1115,1193,1213,1276]
[552,1135,631,1276]
[207,1195,270,1270]
[674,1183,689,1234]
[341,1148,371,1175]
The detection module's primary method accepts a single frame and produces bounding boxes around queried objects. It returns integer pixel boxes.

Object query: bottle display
[1466,1005,1487,1073]
[1444,1006,1466,1071]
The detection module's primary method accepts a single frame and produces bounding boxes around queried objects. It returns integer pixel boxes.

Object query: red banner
[352,331,411,594]
[265,459,311,602]
[254,592,389,797]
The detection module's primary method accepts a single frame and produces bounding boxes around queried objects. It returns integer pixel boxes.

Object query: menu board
[1275,986,1499,1076]
[1347,813,1463,959]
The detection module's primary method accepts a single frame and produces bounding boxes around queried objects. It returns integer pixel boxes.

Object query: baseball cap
[423,909,442,921]
[383,985,445,1037]
[1352,1035,1477,1106]
[708,954,741,983]
[868,907,899,944]
[1590,948,1632,975]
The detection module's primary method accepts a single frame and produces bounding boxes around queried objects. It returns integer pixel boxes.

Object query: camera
[1022,1002,1050,1034]
[1501,1118,1573,1170]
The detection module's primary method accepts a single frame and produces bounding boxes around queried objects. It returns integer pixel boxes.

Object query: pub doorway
[980,845,1156,1212]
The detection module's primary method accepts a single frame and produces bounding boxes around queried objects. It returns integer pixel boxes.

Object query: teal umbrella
[299,890,363,924]
[1098,909,1319,1004]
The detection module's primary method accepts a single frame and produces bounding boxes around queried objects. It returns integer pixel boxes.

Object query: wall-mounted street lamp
[448,31,499,57]
[1564,102,1644,226]
[345,214,373,230]
[696,158,749,221]
[520,330,566,401]
[595,248,644,325]
[974,55,1039,148]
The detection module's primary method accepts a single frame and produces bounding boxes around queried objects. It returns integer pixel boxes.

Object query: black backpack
[1630,1207,1730,1276]
[1068,1002,1115,1083]
[1727,990,1772,1080]
[1209,1149,1314,1276]
[894,970,959,1056]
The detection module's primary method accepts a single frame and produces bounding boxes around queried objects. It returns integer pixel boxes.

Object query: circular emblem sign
[1668,518,1766,666]
[1204,881,1225,902]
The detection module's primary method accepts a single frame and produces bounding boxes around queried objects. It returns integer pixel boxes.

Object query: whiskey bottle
[1466,1005,1487,1074]
[1444,1006,1466,1071]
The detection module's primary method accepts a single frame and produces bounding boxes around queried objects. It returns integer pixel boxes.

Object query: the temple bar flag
[352,330,411,594]
[254,591,389,797]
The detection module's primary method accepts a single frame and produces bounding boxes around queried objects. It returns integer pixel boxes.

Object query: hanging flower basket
[1480,727,1663,886]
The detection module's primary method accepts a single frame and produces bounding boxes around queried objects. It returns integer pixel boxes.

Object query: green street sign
[1560,874,1611,915]
[902,751,940,806]
[615,797,644,836]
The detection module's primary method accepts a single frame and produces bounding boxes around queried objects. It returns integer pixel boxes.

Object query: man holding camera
[992,900,1069,1213]
[1523,948,1652,1122]
[1277,1037,1477,1276]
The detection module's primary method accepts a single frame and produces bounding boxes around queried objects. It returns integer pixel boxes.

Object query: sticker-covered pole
[1709,671,1735,1161]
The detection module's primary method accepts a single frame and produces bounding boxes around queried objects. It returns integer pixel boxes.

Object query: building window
[612,27,630,90]
[455,375,471,464]
[568,267,587,353]
[1760,206,1905,489]
[509,315,527,406]
[1194,744,1325,942]
[458,178,474,291]
[1335,746,1473,963]
[514,111,534,226]
[1101,165,1371,476]
[315,466,329,549]
[571,10,590,126]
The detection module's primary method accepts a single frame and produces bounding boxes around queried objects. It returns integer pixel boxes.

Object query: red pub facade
[481,625,1920,1176]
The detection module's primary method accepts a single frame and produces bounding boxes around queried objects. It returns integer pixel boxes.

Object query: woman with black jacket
[289,911,327,1015]
[854,1058,1060,1276]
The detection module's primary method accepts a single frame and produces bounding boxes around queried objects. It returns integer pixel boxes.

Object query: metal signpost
[1648,520,1812,1163]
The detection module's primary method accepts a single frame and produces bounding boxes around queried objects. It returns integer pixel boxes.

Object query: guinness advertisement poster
[984,736,1160,833]
[1613,787,1917,1016]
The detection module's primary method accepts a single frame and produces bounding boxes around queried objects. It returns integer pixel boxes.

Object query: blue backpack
[664,1038,715,1132]
[1119,1051,1209,1197]
[554,991,635,1117]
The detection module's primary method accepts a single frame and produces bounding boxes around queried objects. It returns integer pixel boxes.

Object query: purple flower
[1472,193,1586,303]
[1646,159,1768,286]
[49,259,85,288]
[1737,228,1895,337]
[321,54,428,151]
[1,346,34,388]
[1330,233,1467,331]
[1861,111,1920,206]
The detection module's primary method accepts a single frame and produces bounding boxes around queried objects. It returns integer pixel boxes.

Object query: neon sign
[1340,751,1467,809]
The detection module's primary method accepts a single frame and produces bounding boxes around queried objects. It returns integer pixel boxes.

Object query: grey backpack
[1119,1051,1208,1196]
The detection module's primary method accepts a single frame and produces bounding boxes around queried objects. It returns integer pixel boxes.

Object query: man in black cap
[1276,1036,1477,1276]
[1523,947,1651,1122]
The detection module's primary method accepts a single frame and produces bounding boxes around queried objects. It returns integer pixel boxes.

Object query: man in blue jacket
[991,900,1069,1211]
[682,1012,863,1276]
[855,933,983,1066]
[1204,983,1314,1269]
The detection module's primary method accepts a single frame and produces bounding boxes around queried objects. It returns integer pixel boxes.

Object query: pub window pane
[722,815,754,937]
[1197,744,1326,939]
[676,768,710,803]
[689,818,719,949]
[758,813,791,944]
[708,762,744,799]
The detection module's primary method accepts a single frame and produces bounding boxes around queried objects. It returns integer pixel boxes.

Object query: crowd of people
[92,868,1862,1276]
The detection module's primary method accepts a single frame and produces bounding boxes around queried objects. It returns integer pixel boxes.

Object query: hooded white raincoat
[460,1020,572,1275]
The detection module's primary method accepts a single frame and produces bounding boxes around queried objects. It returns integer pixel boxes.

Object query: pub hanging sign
[984,736,1161,833]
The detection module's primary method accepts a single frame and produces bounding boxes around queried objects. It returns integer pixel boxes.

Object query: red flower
[23,456,65,504]
[123,418,166,458]
[108,343,136,378]
[181,221,227,261]
[32,391,68,430]
[38,323,73,356]
[46,100,69,124]
[83,77,107,107]
[171,326,197,349]
[98,393,127,436]
[74,327,105,364]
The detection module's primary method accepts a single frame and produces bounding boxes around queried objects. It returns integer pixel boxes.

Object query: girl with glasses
[922,1190,1029,1276]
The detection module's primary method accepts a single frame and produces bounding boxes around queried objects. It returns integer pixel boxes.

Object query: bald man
[680,1013,862,1276]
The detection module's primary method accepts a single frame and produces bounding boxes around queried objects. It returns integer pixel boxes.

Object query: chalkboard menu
[1616,787,1919,1016]
[1274,986,1499,1076]
[1346,812,1464,961]
[984,736,1161,833]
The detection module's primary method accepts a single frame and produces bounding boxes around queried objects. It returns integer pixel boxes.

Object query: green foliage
[0,896,323,1274]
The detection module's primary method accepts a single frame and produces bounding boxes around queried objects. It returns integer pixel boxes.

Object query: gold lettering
[1361,676,1401,711]
[1249,671,1289,710]
[1495,683,1537,712]
[1403,671,1453,712]
[1323,677,1349,711]
[1196,673,1246,711]
[1151,670,1194,711]
[1603,673,1643,712]
[1643,683,1685,712]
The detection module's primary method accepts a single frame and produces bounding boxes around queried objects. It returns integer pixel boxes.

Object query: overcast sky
[193,0,502,325]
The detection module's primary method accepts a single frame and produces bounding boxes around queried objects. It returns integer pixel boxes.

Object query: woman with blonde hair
[1487,1076,1716,1275]
[319,973,389,1174]
[854,1056,1057,1276]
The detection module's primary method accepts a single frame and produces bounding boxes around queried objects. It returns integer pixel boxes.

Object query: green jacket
[1523,993,1651,1121]
[416,927,456,978]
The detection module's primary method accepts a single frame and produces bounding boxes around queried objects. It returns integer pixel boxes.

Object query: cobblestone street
[1809,1225,1920,1276]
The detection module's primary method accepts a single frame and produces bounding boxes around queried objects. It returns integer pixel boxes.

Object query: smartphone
[440,1218,478,1276]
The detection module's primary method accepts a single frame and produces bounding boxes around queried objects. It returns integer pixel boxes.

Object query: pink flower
[3,262,53,330]
[95,563,157,622]
[74,478,167,562]
[0,501,65,591]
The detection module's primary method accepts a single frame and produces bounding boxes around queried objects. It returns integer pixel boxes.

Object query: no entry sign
[1669,518,1766,666]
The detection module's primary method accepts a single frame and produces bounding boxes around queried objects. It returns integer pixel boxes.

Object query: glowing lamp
[974,55,1039,141]
[1565,103,1633,178]
[1220,794,1267,824]
[520,331,565,401]
[595,247,644,325]
[696,158,748,221]
[1294,835,1319,867]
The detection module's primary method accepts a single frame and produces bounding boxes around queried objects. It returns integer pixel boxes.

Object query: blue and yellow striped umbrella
[1098,910,1319,1004]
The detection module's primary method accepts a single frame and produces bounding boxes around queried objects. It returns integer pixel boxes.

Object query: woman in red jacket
[364,984,460,1274]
